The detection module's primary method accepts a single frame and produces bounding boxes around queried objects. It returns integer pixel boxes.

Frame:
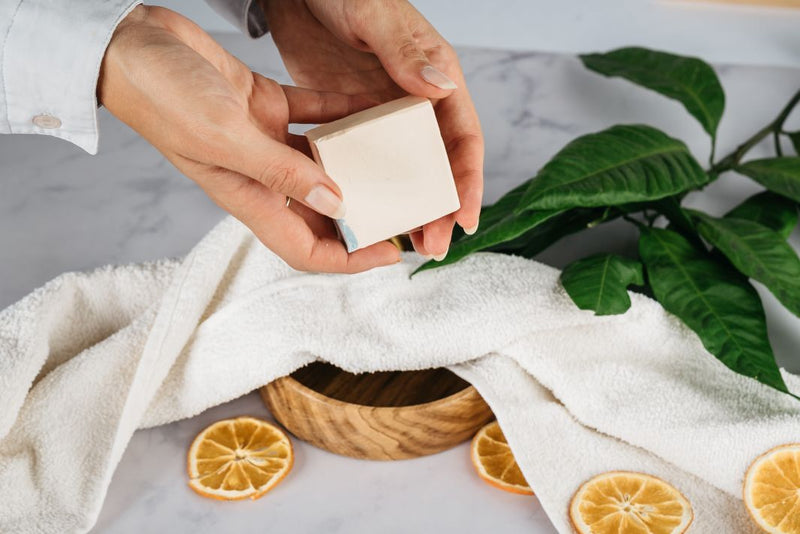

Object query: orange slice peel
[187,416,293,501]
[470,420,533,495]
[569,471,693,534]
[744,443,800,534]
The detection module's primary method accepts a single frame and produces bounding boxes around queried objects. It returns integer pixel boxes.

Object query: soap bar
[305,96,460,252]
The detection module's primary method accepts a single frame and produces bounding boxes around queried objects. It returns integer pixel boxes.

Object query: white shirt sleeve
[0,0,141,154]
[204,0,268,38]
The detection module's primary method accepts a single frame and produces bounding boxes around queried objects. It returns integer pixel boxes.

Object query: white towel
[1,216,798,533]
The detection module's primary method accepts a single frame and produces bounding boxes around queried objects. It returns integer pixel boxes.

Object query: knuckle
[445,132,484,155]
[260,162,299,193]
[398,40,424,61]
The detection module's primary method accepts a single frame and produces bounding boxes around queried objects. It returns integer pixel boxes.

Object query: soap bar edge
[305,95,460,253]
[306,133,360,253]
[305,96,431,144]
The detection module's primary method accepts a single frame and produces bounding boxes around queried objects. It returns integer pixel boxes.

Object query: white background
[155,0,800,69]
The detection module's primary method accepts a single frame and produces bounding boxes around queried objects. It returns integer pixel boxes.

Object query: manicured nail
[433,249,448,262]
[421,65,458,90]
[463,223,479,235]
[305,185,346,219]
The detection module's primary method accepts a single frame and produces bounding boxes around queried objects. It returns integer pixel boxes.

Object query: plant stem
[711,88,800,174]
[774,130,784,157]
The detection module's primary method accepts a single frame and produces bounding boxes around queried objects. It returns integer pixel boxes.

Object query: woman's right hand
[98,5,400,272]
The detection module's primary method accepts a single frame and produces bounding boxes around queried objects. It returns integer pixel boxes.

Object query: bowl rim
[271,370,481,411]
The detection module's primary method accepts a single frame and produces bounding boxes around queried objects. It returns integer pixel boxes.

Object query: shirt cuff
[0,0,141,154]
[205,0,269,38]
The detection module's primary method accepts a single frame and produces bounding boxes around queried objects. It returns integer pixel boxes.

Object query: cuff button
[32,114,62,129]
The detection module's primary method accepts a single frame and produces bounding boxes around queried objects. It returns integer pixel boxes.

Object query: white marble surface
[160,0,800,69]
[1,33,799,533]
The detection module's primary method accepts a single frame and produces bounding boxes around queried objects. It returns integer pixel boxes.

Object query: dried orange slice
[744,443,800,533]
[187,416,293,501]
[569,471,693,534]
[470,420,533,495]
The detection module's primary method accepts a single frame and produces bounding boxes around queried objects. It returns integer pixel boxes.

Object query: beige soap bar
[305,96,460,252]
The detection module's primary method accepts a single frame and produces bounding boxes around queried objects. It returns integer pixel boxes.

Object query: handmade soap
[305,96,460,252]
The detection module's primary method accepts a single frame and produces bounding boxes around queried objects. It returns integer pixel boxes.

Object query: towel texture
[1,216,798,533]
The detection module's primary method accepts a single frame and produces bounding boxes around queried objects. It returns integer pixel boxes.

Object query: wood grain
[260,362,495,460]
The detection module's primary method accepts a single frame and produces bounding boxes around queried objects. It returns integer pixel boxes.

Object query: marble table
[1,33,799,533]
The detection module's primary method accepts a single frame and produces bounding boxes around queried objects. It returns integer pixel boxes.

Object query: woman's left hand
[262,0,484,259]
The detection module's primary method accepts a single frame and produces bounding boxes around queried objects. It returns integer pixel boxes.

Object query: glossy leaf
[412,208,564,274]
[725,191,798,239]
[581,47,725,139]
[788,131,800,155]
[691,211,800,318]
[517,125,709,212]
[737,157,800,203]
[478,181,529,229]
[560,254,644,315]
[490,208,610,259]
[639,227,788,394]
[653,196,705,248]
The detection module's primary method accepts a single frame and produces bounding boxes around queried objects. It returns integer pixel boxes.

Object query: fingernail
[463,223,479,235]
[433,249,448,262]
[421,65,458,90]
[305,185,346,219]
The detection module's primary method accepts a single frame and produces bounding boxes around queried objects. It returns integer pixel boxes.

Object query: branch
[711,88,800,174]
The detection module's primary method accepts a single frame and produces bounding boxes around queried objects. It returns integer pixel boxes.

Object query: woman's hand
[98,5,400,272]
[263,0,484,259]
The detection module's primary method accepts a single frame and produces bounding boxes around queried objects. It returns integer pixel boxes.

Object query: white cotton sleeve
[0,0,142,154]
[204,0,269,38]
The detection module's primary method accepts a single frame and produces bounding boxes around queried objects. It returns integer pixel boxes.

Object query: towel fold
[1,216,798,533]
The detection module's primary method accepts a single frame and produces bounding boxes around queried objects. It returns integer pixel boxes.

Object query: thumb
[225,131,346,219]
[359,12,458,97]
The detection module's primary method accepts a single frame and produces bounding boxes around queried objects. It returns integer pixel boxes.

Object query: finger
[309,240,402,274]
[261,211,400,273]
[409,230,429,256]
[287,133,313,158]
[435,85,484,233]
[282,84,376,124]
[422,213,456,259]
[191,164,400,273]
[288,198,339,239]
[222,129,347,220]
[251,203,401,273]
[355,4,457,98]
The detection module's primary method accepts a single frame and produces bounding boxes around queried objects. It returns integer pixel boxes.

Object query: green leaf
[788,131,800,155]
[690,211,800,318]
[652,196,706,248]
[736,157,800,203]
[412,208,564,274]
[639,227,788,394]
[560,254,644,315]
[412,181,530,274]
[581,47,725,139]
[478,181,530,229]
[517,125,709,212]
[725,191,798,239]
[490,208,610,259]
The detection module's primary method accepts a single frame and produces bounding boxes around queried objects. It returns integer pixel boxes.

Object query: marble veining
[1,32,799,533]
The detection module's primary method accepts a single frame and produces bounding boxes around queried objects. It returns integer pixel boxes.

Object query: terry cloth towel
[1,216,799,533]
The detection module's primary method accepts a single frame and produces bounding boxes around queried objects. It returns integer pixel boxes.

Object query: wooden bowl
[260,362,494,460]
